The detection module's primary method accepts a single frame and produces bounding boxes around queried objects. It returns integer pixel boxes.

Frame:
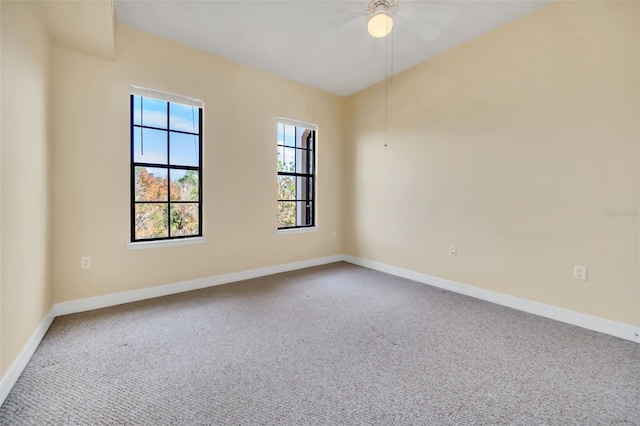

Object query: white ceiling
[115,1,551,96]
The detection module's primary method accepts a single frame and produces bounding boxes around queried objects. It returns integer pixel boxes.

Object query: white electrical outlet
[80,257,91,269]
[573,265,587,281]
[449,246,457,256]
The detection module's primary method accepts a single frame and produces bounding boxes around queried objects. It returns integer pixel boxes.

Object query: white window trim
[276,227,319,235]
[130,85,204,244]
[277,116,318,131]
[130,84,204,108]
[127,237,207,250]
[277,117,318,231]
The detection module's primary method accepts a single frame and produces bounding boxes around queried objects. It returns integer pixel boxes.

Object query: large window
[277,119,316,229]
[130,87,203,242]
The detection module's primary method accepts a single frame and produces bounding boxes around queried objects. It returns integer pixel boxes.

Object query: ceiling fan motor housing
[368,0,396,38]
[369,0,396,14]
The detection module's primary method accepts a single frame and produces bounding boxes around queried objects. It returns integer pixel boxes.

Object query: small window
[277,118,316,229]
[130,86,203,242]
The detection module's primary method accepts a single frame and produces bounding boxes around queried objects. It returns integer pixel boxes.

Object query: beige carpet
[1,262,638,424]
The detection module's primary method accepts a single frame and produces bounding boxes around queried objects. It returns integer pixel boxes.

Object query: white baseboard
[3,253,637,408]
[54,255,344,316]
[1,255,343,407]
[343,255,640,343]
[0,307,55,406]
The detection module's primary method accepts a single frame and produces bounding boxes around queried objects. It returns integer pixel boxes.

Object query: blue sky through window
[133,95,200,167]
[170,132,199,166]
[277,122,312,173]
[170,103,200,133]
[142,97,168,128]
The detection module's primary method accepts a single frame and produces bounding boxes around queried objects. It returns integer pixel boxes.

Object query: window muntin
[131,93,202,241]
[277,120,316,229]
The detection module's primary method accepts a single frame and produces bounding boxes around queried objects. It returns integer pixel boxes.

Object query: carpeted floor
[1,262,638,424]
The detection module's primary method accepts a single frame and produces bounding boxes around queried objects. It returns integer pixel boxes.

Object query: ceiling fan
[316,0,460,42]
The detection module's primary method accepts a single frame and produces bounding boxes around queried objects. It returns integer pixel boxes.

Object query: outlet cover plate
[81,257,91,269]
[573,265,586,281]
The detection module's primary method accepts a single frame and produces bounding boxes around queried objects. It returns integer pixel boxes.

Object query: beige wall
[0,2,54,376]
[52,24,345,303]
[2,0,638,387]
[346,1,640,327]
[39,0,115,60]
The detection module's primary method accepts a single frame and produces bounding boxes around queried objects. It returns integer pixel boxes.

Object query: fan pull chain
[384,20,388,147]
[384,21,394,148]
[391,26,395,88]
[384,64,388,147]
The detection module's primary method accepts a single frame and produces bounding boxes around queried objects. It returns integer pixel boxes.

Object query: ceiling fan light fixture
[368,7,393,38]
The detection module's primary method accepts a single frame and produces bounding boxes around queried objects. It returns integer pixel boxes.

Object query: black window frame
[130,94,203,242]
[277,123,316,230]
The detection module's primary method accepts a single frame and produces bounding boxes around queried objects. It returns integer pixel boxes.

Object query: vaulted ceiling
[115,1,552,96]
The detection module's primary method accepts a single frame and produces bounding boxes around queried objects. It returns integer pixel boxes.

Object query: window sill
[277,227,318,235]
[127,237,207,250]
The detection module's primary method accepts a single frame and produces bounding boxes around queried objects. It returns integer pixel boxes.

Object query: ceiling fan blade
[311,9,365,24]
[395,14,443,42]
[315,13,369,44]
[397,3,461,28]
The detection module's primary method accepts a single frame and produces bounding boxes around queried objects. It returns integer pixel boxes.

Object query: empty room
[1,0,638,424]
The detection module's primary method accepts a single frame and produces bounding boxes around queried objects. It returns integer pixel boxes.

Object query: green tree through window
[131,91,203,241]
[277,120,316,229]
